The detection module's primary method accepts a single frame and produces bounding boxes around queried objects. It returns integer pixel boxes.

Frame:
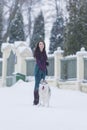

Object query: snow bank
[0,80,87,130]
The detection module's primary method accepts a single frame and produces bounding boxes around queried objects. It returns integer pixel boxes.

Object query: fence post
[76,47,87,90]
[54,47,64,86]
[1,43,12,86]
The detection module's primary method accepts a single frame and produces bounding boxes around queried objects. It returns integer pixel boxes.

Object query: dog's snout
[42,86,44,90]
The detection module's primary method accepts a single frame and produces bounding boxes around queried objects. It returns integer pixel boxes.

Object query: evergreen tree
[0,1,3,57]
[9,8,25,43]
[64,0,87,55]
[30,11,45,51]
[49,15,64,54]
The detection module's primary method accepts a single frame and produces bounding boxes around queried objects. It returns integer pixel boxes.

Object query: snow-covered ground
[0,80,87,130]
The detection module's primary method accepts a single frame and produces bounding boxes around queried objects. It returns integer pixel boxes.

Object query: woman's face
[39,42,44,52]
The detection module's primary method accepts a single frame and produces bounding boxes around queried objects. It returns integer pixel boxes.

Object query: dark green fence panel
[26,58,35,76]
[26,56,54,76]
[84,58,87,80]
[47,56,54,76]
[61,58,77,80]
[0,60,2,77]
[6,51,15,86]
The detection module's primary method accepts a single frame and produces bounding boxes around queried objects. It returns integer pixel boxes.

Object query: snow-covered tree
[0,0,3,57]
[3,0,20,42]
[49,0,64,54]
[24,0,42,44]
[49,17,64,53]
[30,11,45,51]
[64,0,87,55]
[49,15,64,54]
[9,7,25,43]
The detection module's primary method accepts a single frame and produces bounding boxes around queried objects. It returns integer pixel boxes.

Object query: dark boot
[33,89,39,105]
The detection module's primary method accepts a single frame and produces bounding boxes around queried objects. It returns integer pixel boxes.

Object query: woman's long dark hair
[34,40,46,58]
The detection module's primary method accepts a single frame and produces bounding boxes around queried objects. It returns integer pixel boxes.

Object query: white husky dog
[39,80,51,107]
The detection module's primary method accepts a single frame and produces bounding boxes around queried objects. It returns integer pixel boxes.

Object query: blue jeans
[34,64,46,90]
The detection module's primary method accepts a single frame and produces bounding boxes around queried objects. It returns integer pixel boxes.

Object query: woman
[33,41,48,105]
